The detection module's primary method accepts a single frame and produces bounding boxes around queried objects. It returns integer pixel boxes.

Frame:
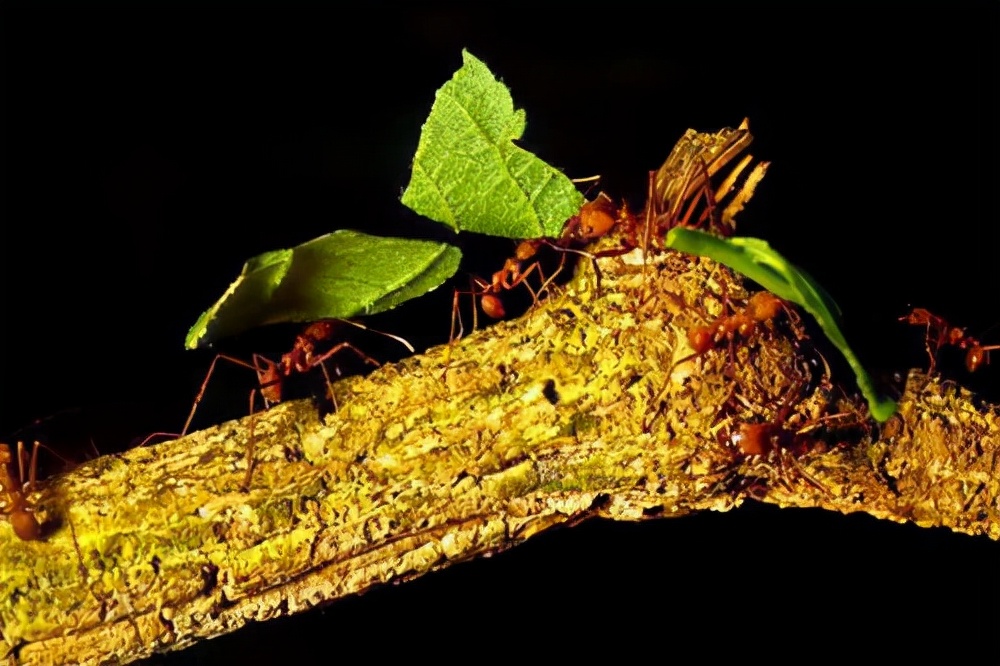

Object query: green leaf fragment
[401,49,584,239]
[185,230,462,349]
[664,227,897,422]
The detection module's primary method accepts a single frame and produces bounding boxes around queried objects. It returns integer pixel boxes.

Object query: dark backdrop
[3,7,998,664]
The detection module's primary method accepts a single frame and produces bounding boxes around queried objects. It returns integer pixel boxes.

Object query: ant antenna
[337,318,415,353]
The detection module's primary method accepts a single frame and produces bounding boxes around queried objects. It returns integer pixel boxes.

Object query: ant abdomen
[10,509,42,541]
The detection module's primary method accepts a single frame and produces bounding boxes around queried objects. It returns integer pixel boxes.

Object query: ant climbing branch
[451,192,621,339]
[145,319,413,489]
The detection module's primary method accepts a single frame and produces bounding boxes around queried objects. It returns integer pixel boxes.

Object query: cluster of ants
[4,142,997,542]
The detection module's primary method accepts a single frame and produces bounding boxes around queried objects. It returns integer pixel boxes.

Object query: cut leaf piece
[185,230,462,349]
[664,227,897,422]
[401,49,584,239]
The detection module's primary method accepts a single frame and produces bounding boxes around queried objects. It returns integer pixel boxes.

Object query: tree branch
[2,228,997,664]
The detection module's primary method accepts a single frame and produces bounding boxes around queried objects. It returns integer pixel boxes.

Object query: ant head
[514,240,540,262]
[570,193,617,243]
[747,292,782,322]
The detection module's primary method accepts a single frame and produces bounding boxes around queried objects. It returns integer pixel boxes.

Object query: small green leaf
[664,227,897,422]
[185,230,462,349]
[401,49,584,239]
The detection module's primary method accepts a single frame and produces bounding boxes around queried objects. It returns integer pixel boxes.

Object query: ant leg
[471,281,480,332]
[921,321,938,374]
[784,451,832,497]
[450,288,465,342]
[534,252,566,300]
[517,262,541,303]
[311,342,380,369]
[140,353,270,447]
[188,354,264,434]
[454,276,485,330]
[241,389,259,492]
[17,441,40,492]
[505,260,542,304]
[316,359,340,412]
[677,159,722,232]
[643,350,704,433]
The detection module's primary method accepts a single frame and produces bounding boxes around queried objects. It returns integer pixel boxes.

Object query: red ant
[644,291,796,433]
[687,291,787,355]
[147,319,412,489]
[717,379,854,497]
[1,441,42,541]
[900,307,999,374]
[184,319,413,433]
[725,381,804,458]
[451,192,621,339]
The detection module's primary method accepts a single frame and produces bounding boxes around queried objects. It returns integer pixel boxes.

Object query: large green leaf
[185,230,462,349]
[664,227,897,422]
[401,50,584,239]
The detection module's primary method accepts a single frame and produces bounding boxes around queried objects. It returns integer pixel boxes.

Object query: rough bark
[1,230,997,665]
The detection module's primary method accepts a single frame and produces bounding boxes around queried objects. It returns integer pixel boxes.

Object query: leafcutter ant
[1,441,43,541]
[900,307,999,374]
[721,380,804,458]
[687,291,787,355]
[715,378,858,498]
[643,291,801,433]
[451,192,622,339]
[148,319,412,489]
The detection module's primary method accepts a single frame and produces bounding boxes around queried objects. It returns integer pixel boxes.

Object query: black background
[3,6,998,664]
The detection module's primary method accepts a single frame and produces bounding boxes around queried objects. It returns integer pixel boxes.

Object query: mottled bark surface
[1,232,997,665]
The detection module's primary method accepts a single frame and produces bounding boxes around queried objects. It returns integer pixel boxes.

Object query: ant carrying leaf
[647,118,769,242]
[448,193,624,338]
[171,231,461,488]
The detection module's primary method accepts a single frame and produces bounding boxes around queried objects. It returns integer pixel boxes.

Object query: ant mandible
[900,307,999,374]
[1,441,42,541]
